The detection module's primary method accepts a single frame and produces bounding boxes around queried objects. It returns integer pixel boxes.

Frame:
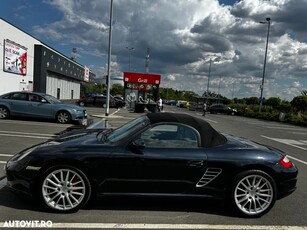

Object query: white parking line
[261,135,307,151]
[0,131,55,137]
[288,156,307,166]
[0,223,303,229]
[0,161,7,164]
[0,154,13,157]
[0,120,70,128]
[261,136,307,165]
[0,134,50,139]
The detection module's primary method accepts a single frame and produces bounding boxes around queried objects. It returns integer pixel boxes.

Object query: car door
[27,93,53,118]
[96,149,139,194]
[131,123,207,194]
[6,92,29,116]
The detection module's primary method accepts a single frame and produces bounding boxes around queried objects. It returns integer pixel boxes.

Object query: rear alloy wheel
[40,165,91,212]
[56,111,71,124]
[0,106,9,119]
[231,170,276,217]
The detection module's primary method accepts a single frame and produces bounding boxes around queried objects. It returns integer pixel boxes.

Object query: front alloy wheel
[57,111,71,124]
[232,170,276,217]
[40,166,91,212]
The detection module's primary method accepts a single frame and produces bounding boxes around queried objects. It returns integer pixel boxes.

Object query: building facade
[0,18,95,99]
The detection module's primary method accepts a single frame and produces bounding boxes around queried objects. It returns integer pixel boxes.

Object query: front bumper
[5,159,39,196]
[72,110,87,126]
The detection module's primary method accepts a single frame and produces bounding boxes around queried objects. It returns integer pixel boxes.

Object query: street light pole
[105,0,113,116]
[206,58,212,98]
[126,47,134,71]
[259,17,271,113]
[126,47,134,109]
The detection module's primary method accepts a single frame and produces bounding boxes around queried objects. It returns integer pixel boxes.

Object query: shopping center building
[0,17,95,100]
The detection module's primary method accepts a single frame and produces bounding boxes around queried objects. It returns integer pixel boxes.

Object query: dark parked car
[0,91,87,124]
[113,96,126,108]
[5,113,297,217]
[77,94,121,108]
[208,104,237,115]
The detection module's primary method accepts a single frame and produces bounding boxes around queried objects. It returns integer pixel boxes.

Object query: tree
[291,96,307,114]
[111,83,124,96]
[246,97,259,105]
[82,83,105,94]
[278,100,291,113]
[265,97,281,108]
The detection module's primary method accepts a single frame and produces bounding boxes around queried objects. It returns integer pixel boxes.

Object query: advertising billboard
[4,39,27,76]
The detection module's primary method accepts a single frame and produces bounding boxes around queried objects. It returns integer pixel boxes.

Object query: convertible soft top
[146,112,226,148]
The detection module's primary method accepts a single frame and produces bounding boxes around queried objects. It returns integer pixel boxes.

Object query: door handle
[187,161,204,167]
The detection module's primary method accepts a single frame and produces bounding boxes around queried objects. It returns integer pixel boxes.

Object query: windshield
[106,116,150,143]
[44,94,62,104]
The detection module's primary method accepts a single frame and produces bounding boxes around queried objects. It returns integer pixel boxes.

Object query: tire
[0,106,10,119]
[38,165,91,213]
[230,170,276,217]
[56,111,71,124]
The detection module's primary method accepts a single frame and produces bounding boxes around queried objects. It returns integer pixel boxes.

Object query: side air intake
[196,168,222,187]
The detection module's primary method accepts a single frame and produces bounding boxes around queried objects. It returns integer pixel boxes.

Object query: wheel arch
[33,158,98,198]
[232,167,278,217]
[55,110,72,123]
[55,109,71,117]
[0,105,10,118]
[225,164,279,195]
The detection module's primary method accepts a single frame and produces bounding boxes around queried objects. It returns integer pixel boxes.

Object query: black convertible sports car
[5,113,298,217]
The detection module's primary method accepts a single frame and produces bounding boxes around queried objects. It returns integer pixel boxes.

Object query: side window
[28,94,42,102]
[141,124,199,148]
[10,93,27,101]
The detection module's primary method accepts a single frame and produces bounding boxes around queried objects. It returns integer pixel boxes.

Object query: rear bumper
[277,177,297,199]
[276,166,298,199]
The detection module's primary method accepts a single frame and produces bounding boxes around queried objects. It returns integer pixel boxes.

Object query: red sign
[124,72,161,85]
[84,66,89,82]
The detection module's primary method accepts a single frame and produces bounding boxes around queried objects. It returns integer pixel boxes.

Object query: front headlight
[17,141,61,162]
[17,147,37,161]
[73,109,82,114]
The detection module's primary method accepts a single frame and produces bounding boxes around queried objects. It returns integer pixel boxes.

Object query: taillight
[279,155,293,168]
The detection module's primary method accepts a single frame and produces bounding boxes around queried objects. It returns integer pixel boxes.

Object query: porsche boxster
[5,113,298,217]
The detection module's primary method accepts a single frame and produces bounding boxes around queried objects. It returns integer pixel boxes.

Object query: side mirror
[41,99,47,103]
[129,138,145,153]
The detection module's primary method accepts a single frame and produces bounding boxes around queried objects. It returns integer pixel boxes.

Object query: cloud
[29,0,307,101]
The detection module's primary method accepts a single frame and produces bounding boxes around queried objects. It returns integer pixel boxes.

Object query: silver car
[0,91,87,124]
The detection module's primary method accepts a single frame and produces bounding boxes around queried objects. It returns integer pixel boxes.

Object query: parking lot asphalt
[0,105,307,228]
[88,106,146,128]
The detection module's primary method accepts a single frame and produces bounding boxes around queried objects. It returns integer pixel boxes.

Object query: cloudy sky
[1,0,307,100]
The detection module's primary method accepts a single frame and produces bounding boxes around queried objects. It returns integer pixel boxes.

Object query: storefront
[0,17,95,99]
[123,72,161,112]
